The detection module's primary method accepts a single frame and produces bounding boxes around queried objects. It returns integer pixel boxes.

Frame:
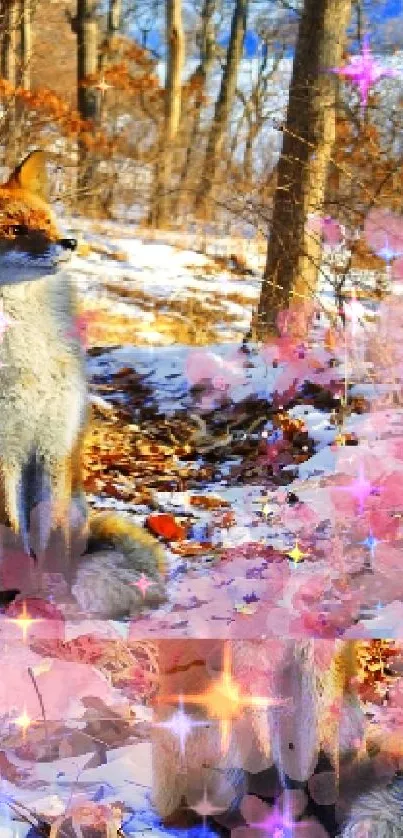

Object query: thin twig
[27,667,51,761]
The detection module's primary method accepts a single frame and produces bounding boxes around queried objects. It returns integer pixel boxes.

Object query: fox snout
[59,238,78,251]
[53,237,78,267]
[0,150,78,278]
[0,234,77,282]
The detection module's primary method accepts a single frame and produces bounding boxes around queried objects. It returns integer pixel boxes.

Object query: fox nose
[59,237,78,251]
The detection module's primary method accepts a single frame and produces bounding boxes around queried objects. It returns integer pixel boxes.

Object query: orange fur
[0,151,166,607]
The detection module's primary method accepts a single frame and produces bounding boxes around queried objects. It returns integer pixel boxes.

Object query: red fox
[0,149,166,617]
[151,640,369,826]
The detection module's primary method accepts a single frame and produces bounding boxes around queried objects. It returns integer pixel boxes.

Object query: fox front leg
[0,460,39,593]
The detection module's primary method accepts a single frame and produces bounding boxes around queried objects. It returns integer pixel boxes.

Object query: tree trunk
[76,0,100,211]
[97,0,122,214]
[108,0,121,34]
[194,0,248,217]
[242,101,259,184]
[152,0,184,228]
[172,0,216,219]
[1,0,17,84]
[243,124,256,184]
[100,0,121,71]
[20,0,32,89]
[255,0,352,341]
[1,0,18,166]
[77,0,99,120]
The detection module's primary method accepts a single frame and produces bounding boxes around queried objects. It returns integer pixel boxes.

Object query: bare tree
[96,0,122,213]
[1,0,18,164]
[237,34,287,184]
[108,0,121,35]
[152,0,185,227]
[77,0,99,121]
[99,0,122,70]
[255,0,352,340]
[76,0,100,209]
[173,0,217,217]
[194,0,248,216]
[1,0,18,84]
[20,0,32,89]
[98,0,122,130]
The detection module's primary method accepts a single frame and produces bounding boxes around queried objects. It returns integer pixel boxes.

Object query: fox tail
[70,512,168,618]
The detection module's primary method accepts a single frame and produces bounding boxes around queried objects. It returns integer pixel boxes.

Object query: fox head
[0,149,77,285]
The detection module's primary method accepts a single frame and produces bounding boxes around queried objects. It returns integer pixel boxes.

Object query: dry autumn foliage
[327,98,403,271]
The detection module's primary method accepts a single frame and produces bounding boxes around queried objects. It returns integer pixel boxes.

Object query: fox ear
[6,150,48,200]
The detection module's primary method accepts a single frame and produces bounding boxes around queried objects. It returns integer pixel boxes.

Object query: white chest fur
[0,270,88,465]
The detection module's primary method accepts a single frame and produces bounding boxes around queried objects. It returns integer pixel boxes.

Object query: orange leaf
[324,327,338,352]
[190,495,230,510]
[170,541,210,557]
[146,513,187,542]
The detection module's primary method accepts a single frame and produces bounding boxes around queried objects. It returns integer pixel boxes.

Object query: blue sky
[382,0,402,16]
[133,1,403,60]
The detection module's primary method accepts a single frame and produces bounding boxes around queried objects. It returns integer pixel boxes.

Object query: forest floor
[1,221,403,837]
[64,219,403,641]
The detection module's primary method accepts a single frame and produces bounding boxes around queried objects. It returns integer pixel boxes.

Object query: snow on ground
[0,743,218,837]
[3,221,403,835]
[59,221,403,640]
[66,221,260,345]
[0,629,221,837]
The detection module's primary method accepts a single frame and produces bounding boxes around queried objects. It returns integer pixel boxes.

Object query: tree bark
[77,0,99,121]
[108,0,121,35]
[20,0,32,89]
[1,0,18,84]
[151,0,184,228]
[255,0,352,341]
[76,0,100,211]
[97,0,122,214]
[172,0,217,218]
[1,0,18,166]
[194,0,248,217]
[100,0,121,69]
[243,103,259,184]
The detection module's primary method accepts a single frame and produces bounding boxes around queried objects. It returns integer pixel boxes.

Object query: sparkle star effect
[248,801,293,836]
[262,501,272,520]
[13,708,33,739]
[329,35,396,112]
[333,464,377,514]
[153,697,210,755]
[287,541,307,565]
[94,76,112,94]
[343,288,366,336]
[7,601,41,642]
[190,787,226,833]
[359,531,382,562]
[156,643,286,756]
[130,574,156,599]
[377,235,400,264]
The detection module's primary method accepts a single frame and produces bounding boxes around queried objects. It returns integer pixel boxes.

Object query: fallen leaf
[146,513,187,541]
[170,541,211,557]
[234,603,259,615]
[190,495,231,509]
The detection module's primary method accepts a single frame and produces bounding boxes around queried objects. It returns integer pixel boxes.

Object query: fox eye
[12,224,28,236]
